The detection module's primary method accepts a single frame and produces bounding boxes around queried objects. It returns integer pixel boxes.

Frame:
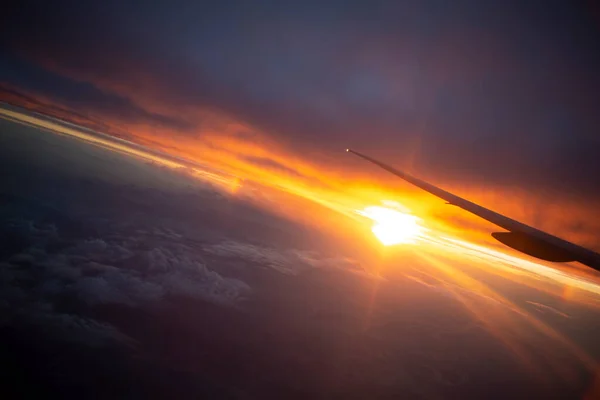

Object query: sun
[358,206,424,245]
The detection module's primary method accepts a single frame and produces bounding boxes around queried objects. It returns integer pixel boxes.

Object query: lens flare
[358,205,424,245]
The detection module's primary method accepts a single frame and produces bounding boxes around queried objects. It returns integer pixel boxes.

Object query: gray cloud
[0,214,252,348]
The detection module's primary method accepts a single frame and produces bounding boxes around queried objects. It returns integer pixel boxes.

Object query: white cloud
[20,308,136,348]
[203,240,298,275]
[74,273,164,306]
[203,240,362,276]
[142,246,251,304]
[68,239,134,262]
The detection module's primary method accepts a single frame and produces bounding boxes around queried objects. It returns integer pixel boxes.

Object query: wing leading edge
[347,149,600,272]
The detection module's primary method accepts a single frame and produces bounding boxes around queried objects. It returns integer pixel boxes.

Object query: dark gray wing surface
[347,149,600,271]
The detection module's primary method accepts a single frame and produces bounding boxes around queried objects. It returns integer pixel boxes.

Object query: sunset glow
[4,2,600,397]
[358,205,424,245]
[4,106,600,300]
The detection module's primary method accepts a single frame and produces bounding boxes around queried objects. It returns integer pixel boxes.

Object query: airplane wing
[347,149,600,272]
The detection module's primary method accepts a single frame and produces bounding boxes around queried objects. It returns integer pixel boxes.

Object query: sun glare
[358,206,424,245]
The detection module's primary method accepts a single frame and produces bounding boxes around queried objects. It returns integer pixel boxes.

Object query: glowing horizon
[3,105,600,300]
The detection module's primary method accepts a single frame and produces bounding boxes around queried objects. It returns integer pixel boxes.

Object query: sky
[2,0,600,250]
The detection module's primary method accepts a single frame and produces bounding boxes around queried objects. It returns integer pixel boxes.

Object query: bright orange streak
[415,251,598,383]
[0,107,242,192]
[426,234,600,297]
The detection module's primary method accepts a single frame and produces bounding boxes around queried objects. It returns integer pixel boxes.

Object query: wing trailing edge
[347,149,600,272]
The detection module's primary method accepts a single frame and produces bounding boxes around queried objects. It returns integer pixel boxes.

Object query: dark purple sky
[2,0,600,246]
